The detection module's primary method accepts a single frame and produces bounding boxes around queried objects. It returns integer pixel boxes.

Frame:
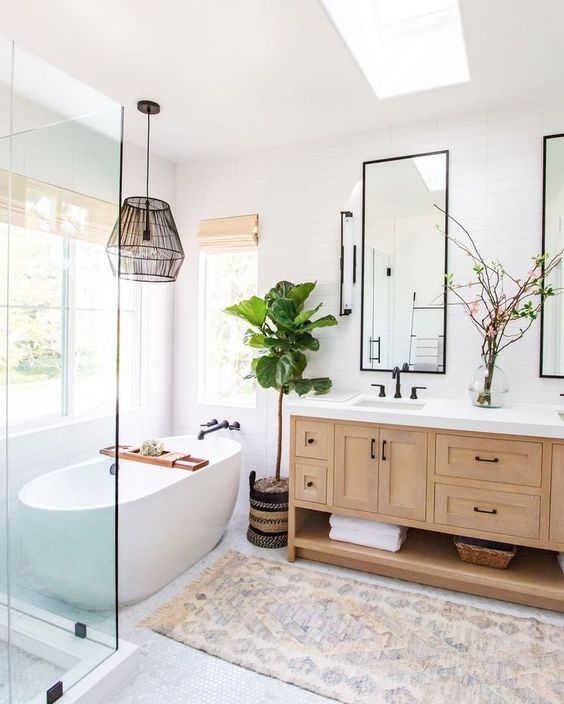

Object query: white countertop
[286,391,564,439]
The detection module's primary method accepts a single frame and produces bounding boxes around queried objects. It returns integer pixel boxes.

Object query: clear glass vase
[469,354,509,408]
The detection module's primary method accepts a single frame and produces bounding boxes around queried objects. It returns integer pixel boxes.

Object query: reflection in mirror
[541,134,564,377]
[361,151,448,372]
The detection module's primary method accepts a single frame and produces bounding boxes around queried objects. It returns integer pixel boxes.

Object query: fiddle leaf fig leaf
[289,379,313,396]
[263,336,289,350]
[225,296,267,327]
[275,353,294,386]
[300,315,338,333]
[294,333,320,351]
[265,281,294,304]
[269,298,298,327]
[289,350,307,377]
[244,330,267,348]
[311,377,332,394]
[287,282,316,310]
[255,355,278,388]
[295,303,322,325]
[255,353,295,389]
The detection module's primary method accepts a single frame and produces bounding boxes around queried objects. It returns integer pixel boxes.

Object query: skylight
[320,0,470,99]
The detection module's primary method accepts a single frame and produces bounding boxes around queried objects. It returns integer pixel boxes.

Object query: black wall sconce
[339,210,355,316]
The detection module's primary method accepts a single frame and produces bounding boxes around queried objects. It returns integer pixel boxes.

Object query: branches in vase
[434,205,563,404]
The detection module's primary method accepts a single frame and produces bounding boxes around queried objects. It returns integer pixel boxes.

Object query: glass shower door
[1,37,123,703]
[0,38,12,704]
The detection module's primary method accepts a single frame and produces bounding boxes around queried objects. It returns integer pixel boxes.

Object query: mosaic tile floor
[0,642,64,704]
[107,489,564,704]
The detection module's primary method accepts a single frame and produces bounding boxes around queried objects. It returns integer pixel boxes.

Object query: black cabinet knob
[306,481,314,487]
[307,438,314,445]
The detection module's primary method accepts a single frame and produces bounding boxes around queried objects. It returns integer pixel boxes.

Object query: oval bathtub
[18,435,241,610]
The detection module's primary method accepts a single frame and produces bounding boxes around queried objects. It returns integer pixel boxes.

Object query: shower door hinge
[46,681,64,703]
[74,622,87,638]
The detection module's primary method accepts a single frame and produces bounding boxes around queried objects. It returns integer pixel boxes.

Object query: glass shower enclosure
[1,39,122,703]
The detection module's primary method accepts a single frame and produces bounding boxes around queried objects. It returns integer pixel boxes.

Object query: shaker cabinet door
[378,429,427,521]
[334,424,379,512]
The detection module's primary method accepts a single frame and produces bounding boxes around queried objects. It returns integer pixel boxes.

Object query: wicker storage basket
[454,536,517,569]
[247,471,289,548]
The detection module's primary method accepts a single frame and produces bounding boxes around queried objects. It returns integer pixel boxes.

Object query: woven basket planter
[247,470,289,548]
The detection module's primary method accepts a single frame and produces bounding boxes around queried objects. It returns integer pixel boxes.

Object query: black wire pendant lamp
[106,100,185,282]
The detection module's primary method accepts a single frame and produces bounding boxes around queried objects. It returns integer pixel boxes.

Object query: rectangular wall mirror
[360,150,448,373]
[541,133,564,377]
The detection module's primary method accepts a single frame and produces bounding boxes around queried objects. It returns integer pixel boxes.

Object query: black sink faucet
[392,366,401,398]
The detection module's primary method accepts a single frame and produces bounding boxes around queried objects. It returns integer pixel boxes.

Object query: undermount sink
[350,397,426,411]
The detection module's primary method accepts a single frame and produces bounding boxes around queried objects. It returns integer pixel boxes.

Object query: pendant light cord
[146,111,150,200]
[143,111,151,241]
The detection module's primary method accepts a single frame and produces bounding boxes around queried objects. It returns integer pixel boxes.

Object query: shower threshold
[0,596,138,703]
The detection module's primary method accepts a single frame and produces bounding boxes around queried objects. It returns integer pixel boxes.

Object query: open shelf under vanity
[293,510,564,612]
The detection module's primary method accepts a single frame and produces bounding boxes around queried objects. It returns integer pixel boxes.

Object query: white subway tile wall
[172,102,564,478]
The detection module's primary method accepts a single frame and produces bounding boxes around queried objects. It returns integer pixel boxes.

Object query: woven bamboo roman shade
[0,169,116,245]
[197,213,259,251]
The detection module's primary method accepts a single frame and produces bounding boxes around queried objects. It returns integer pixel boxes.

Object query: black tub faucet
[198,419,241,440]
[198,420,229,440]
[392,367,401,398]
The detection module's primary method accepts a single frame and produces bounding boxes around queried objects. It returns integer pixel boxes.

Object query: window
[199,248,258,406]
[0,174,141,427]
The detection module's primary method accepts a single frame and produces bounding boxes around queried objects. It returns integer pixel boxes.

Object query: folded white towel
[329,527,408,552]
[329,514,407,537]
[558,553,564,574]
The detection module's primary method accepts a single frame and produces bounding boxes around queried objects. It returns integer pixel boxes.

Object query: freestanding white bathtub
[18,435,241,610]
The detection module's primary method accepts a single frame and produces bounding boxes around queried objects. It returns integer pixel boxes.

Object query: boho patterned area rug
[140,550,564,704]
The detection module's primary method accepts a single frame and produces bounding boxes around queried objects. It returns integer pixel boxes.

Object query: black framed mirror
[360,150,449,373]
[540,133,564,377]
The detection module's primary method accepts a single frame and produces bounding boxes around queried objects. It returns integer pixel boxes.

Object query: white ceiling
[4,0,564,163]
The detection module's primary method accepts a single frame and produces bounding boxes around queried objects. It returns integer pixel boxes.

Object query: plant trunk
[275,387,284,481]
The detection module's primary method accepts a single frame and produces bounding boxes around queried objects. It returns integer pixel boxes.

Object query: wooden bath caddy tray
[99,445,209,471]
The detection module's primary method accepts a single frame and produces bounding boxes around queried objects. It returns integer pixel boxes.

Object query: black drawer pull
[475,456,499,463]
[371,438,376,459]
[381,439,387,461]
[307,438,314,445]
[473,506,498,515]
[306,481,314,488]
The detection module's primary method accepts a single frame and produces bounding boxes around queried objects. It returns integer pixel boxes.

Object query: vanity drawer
[294,420,331,460]
[435,434,542,487]
[294,461,327,504]
[434,483,540,539]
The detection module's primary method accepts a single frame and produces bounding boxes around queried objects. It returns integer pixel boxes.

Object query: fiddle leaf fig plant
[225,280,337,481]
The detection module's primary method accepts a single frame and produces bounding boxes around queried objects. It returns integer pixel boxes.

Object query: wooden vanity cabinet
[289,415,564,612]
